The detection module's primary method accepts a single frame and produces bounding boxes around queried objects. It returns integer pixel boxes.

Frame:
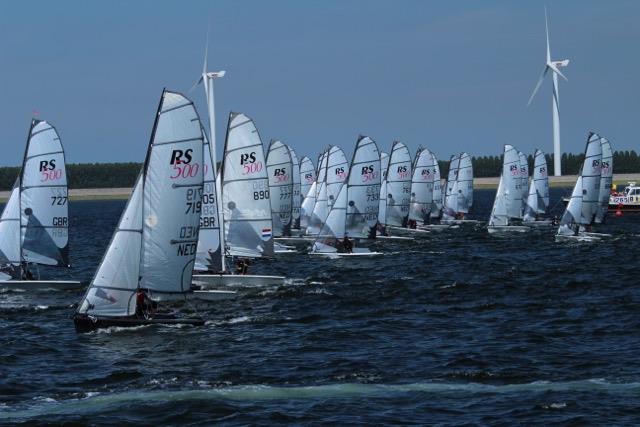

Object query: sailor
[21,262,34,280]
[342,234,353,253]
[135,288,156,319]
[235,259,250,275]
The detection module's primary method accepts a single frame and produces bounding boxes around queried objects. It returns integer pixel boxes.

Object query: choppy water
[2,188,640,426]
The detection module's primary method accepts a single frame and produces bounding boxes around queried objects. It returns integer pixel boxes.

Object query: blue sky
[0,0,638,167]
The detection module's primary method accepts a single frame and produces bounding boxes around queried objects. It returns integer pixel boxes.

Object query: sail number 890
[253,190,270,200]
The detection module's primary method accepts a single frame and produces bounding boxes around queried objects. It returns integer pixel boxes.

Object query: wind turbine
[191,29,226,271]
[527,7,569,177]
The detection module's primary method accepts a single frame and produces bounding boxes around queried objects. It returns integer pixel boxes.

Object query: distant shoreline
[1,174,639,202]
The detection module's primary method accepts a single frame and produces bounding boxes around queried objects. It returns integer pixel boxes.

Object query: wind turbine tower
[527,7,569,177]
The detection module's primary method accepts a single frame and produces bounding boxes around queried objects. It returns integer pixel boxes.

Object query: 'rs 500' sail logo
[304,172,314,183]
[591,159,600,173]
[39,159,62,182]
[397,165,408,179]
[334,166,347,181]
[274,167,289,183]
[361,165,378,183]
[421,168,431,180]
[170,149,200,179]
[241,151,263,175]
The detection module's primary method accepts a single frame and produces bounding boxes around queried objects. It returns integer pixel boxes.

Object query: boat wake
[2,378,637,421]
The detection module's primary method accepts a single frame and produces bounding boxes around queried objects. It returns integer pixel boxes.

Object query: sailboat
[0,119,80,290]
[420,151,455,231]
[311,182,382,258]
[383,141,412,230]
[442,152,476,224]
[306,149,330,236]
[594,137,613,224]
[518,150,529,213]
[326,145,349,208]
[404,147,434,234]
[523,149,552,226]
[487,145,530,233]
[192,112,285,287]
[73,90,206,332]
[288,146,302,233]
[266,140,293,238]
[556,132,608,241]
[345,135,381,240]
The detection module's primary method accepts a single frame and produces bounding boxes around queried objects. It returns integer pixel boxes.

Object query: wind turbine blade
[203,21,210,76]
[527,66,549,106]
[188,76,204,94]
[548,62,568,82]
[545,6,551,64]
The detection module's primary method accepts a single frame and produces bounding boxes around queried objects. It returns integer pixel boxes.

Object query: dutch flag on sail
[261,228,272,238]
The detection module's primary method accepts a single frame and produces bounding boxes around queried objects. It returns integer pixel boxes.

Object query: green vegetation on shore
[1,150,639,191]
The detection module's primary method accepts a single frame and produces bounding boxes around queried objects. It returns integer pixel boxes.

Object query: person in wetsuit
[342,235,353,253]
[135,288,157,319]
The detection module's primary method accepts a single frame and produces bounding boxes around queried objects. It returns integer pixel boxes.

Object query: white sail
[457,152,473,213]
[266,140,293,237]
[346,135,380,238]
[299,156,316,206]
[380,151,390,180]
[307,182,328,235]
[289,147,301,227]
[300,181,317,229]
[0,181,21,271]
[442,154,460,220]
[518,151,529,211]
[524,149,549,222]
[385,141,412,227]
[140,91,204,295]
[488,170,508,227]
[78,175,144,316]
[408,148,435,224]
[580,133,603,225]
[221,112,274,258]
[503,145,523,220]
[20,120,69,267]
[557,176,583,236]
[312,184,347,253]
[595,137,613,224]
[316,150,329,189]
[326,145,348,207]
[430,152,443,218]
[378,178,387,226]
[195,130,222,272]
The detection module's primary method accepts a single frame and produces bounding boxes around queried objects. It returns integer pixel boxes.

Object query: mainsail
[489,145,521,226]
[307,182,328,235]
[326,145,348,207]
[557,176,583,236]
[523,149,549,222]
[408,148,435,225]
[385,141,412,227]
[312,184,347,254]
[300,181,317,229]
[380,152,390,180]
[518,151,529,211]
[289,147,302,228]
[195,130,222,271]
[457,152,473,213]
[346,135,380,238]
[266,140,293,237]
[20,120,70,267]
[299,156,316,204]
[442,154,461,220]
[430,152,443,219]
[580,133,602,225]
[77,89,204,317]
[221,112,274,257]
[595,137,613,224]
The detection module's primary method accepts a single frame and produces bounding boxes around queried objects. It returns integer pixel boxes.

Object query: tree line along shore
[0,152,639,199]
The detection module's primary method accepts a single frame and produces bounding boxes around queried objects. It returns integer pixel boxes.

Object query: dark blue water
[2,188,640,426]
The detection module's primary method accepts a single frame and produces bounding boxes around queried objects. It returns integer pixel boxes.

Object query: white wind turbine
[527,7,569,177]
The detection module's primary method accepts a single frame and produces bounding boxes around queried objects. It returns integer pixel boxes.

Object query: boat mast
[203,67,226,271]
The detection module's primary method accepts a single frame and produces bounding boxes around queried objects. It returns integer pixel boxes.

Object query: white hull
[581,231,612,238]
[418,224,459,232]
[387,226,430,235]
[274,236,314,243]
[310,251,383,258]
[0,280,82,291]
[189,289,238,301]
[523,219,553,227]
[275,248,298,254]
[192,273,285,288]
[440,219,483,225]
[487,225,530,234]
[376,235,415,241]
